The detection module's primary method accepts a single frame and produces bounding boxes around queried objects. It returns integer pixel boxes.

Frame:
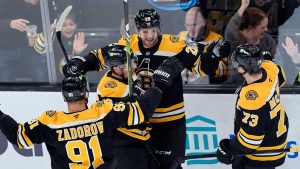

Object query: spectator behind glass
[280,36,300,85]
[248,0,299,40]
[272,5,300,85]
[179,6,227,84]
[0,0,47,82]
[34,13,100,82]
[224,0,277,84]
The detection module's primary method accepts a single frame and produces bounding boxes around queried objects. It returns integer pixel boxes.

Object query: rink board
[0,92,299,169]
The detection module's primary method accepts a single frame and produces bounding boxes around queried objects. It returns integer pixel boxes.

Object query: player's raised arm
[102,56,185,129]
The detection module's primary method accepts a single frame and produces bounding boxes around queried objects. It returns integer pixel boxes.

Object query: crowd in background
[0,1,295,169]
[1,0,300,85]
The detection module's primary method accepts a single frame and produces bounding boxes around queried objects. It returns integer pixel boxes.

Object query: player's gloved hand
[206,38,231,60]
[216,139,235,165]
[153,57,184,91]
[62,56,87,76]
[132,76,145,96]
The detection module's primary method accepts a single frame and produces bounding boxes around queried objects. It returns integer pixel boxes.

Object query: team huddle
[0,7,289,169]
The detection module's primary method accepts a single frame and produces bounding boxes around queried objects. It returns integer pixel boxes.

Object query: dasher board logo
[185,115,218,165]
[147,0,197,10]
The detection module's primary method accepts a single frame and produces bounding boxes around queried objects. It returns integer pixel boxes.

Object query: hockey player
[0,56,184,169]
[63,8,230,169]
[216,44,289,169]
[95,44,155,169]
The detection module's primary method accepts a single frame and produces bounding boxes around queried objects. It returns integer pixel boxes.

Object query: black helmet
[61,74,89,102]
[106,44,137,69]
[135,9,160,30]
[231,44,263,74]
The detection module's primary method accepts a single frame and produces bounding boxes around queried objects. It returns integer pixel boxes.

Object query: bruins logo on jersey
[104,81,117,88]
[170,35,179,43]
[136,68,154,89]
[245,90,258,100]
[46,110,56,117]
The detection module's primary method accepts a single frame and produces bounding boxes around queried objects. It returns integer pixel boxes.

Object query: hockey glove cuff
[206,38,231,60]
[217,139,235,165]
[153,57,185,91]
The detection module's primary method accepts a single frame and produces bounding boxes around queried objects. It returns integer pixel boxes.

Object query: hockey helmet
[231,44,263,74]
[135,9,160,30]
[106,44,137,69]
[62,74,89,102]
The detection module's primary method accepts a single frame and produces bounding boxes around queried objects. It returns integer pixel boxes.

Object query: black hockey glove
[62,56,87,76]
[206,38,231,60]
[216,139,235,165]
[153,57,184,91]
[200,39,231,76]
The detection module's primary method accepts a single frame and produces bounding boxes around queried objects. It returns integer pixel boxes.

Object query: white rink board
[182,94,299,169]
[0,92,299,169]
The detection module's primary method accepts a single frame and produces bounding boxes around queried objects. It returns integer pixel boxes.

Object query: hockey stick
[123,0,133,96]
[170,147,300,169]
[185,146,300,160]
[56,5,73,64]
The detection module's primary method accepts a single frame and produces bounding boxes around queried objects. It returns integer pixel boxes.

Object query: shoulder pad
[104,81,117,88]
[239,87,267,110]
[90,99,114,116]
[118,34,139,45]
[38,110,60,125]
[45,110,57,117]
[169,35,180,43]
[97,74,128,98]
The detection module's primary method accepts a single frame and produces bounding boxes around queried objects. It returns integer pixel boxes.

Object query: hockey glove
[206,38,231,60]
[216,139,235,165]
[62,56,87,76]
[153,57,184,91]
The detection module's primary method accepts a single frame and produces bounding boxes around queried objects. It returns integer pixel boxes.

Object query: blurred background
[0,0,300,92]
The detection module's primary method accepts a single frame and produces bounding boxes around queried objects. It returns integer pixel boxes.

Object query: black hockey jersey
[118,34,223,123]
[97,71,151,141]
[231,60,289,167]
[86,34,223,124]
[0,87,161,169]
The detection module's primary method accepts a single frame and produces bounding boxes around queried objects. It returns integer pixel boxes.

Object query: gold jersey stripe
[97,49,106,70]
[155,102,184,112]
[17,126,24,149]
[150,113,185,123]
[237,133,260,150]
[21,124,33,147]
[117,128,151,141]
[256,140,287,151]
[240,127,264,140]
